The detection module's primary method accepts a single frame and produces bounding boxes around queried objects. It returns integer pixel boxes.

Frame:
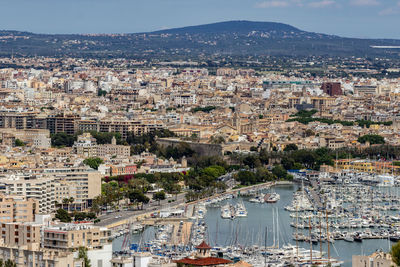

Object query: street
[95,193,186,227]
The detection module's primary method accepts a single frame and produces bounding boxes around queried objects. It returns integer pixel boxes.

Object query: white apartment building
[0,167,101,213]
[174,94,197,106]
[0,176,55,214]
[42,167,102,204]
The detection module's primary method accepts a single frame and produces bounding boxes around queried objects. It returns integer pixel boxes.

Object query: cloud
[255,1,290,8]
[350,0,380,6]
[255,0,338,9]
[308,0,335,8]
[291,0,305,7]
[378,8,399,15]
[378,1,400,15]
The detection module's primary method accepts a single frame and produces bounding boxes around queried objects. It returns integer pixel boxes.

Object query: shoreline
[105,180,293,230]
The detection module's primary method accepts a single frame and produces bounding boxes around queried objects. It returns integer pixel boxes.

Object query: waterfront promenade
[97,180,290,229]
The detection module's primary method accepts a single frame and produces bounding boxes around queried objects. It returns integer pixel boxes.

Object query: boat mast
[326,203,330,261]
[296,205,299,259]
[309,216,312,265]
[264,226,267,267]
[276,207,279,248]
[216,219,218,246]
[272,208,275,248]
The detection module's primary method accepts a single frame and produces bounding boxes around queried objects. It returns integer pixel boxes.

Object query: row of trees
[234,165,292,186]
[183,155,234,201]
[358,134,385,145]
[236,144,400,175]
[91,172,183,213]
[287,109,392,128]
[51,129,195,160]
[55,209,97,223]
[0,260,17,267]
[99,156,231,204]
[226,147,337,176]
[191,106,216,113]
[127,129,197,159]
[51,131,122,148]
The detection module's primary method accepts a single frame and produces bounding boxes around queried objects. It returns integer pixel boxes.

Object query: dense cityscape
[0,4,400,266]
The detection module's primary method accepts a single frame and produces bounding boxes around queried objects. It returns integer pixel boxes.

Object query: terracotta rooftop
[196,241,212,250]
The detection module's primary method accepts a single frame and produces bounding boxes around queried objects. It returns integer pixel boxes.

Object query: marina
[113,180,400,266]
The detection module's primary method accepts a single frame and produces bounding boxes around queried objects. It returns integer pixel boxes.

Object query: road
[95,171,278,228]
[95,193,186,227]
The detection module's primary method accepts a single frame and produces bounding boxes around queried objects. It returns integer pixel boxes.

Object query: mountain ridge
[0,20,399,59]
[150,20,303,35]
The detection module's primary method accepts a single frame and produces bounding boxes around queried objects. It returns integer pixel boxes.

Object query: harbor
[112,178,400,266]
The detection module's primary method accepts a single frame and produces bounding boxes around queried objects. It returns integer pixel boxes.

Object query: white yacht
[221,203,232,219]
[235,201,248,217]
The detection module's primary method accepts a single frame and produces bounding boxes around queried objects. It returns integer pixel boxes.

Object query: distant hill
[151,21,303,35]
[0,20,399,59]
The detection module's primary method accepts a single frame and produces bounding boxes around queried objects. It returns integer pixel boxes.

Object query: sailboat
[265,192,280,203]
[344,233,354,242]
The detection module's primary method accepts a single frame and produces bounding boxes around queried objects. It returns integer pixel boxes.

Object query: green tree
[209,135,226,144]
[292,109,318,117]
[391,241,400,266]
[153,191,166,205]
[191,106,216,113]
[304,129,315,137]
[243,155,262,169]
[293,163,304,170]
[83,157,104,170]
[284,144,298,152]
[281,157,295,170]
[62,197,74,212]
[272,165,288,179]
[358,134,385,145]
[14,139,25,147]
[202,165,226,178]
[250,146,258,152]
[162,143,195,159]
[55,208,71,223]
[51,132,76,147]
[101,181,120,208]
[98,89,107,97]
[235,170,256,186]
[90,195,103,214]
[291,150,316,169]
[255,167,274,182]
[128,189,150,209]
[259,148,269,164]
[4,260,17,267]
[89,131,121,145]
[78,247,91,267]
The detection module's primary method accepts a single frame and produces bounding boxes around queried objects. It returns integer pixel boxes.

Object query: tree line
[287,109,392,128]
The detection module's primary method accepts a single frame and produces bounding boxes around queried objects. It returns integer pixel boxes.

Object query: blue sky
[0,0,399,38]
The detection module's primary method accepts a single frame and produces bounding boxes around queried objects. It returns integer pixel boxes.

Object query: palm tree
[69,197,75,212]
[90,195,103,215]
[62,198,69,211]
[4,260,16,267]
[78,247,91,267]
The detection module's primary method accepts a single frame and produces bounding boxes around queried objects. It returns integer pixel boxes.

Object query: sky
[0,0,399,39]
